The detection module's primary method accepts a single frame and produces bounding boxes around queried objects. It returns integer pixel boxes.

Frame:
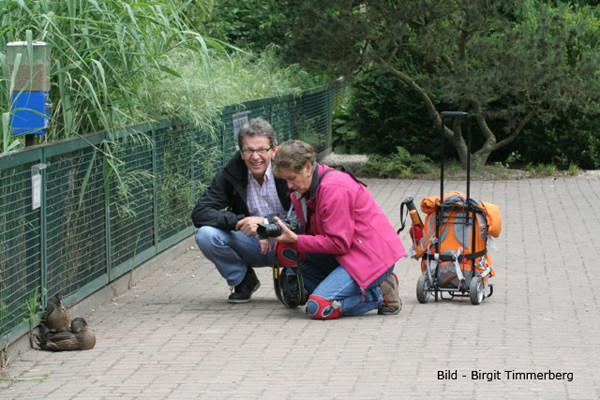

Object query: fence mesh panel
[45,146,107,297]
[156,122,205,242]
[0,162,41,337]
[108,133,155,268]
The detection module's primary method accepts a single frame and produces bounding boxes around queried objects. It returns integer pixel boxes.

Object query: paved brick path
[1,175,599,399]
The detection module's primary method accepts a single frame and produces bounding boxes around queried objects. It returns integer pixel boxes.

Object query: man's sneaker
[228,267,261,303]
[378,272,401,315]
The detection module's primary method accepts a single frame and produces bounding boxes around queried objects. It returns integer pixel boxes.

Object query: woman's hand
[272,216,298,243]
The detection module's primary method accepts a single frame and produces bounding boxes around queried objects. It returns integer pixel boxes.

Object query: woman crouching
[271,140,406,319]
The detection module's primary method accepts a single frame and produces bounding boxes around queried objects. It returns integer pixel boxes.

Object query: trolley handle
[439,110,471,201]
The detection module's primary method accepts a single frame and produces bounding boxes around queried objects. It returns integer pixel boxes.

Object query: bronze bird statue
[41,294,71,331]
[36,317,96,351]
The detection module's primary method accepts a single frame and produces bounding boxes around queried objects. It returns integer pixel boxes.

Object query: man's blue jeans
[300,253,393,317]
[195,226,277,287]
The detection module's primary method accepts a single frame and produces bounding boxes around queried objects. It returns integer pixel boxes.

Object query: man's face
[240,135,276,180]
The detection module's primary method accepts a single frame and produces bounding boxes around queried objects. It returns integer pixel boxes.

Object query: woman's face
[278,162,313,194]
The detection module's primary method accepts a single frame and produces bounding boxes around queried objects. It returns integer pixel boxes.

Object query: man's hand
[259,239,271,255]
[272,216,298,243]
[235,216,266,237]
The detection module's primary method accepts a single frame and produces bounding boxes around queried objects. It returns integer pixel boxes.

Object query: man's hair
[272,140,317,176]
[237,117,277,149]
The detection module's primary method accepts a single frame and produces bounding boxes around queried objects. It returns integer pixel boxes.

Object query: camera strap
[318,165,366,188]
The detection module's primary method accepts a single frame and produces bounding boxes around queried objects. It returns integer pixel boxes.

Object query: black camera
[257,216,303,239]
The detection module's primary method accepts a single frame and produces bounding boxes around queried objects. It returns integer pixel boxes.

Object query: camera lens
[265,224,282,237]
[257,222,282,239]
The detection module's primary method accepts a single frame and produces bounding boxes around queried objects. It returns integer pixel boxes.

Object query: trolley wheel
[469,276,485,305]
[416,275,431,304]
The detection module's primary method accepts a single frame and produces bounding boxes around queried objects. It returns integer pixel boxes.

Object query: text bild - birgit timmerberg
[438,369,574,382]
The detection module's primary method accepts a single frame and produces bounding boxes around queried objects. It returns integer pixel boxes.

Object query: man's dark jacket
[191,151,291,230]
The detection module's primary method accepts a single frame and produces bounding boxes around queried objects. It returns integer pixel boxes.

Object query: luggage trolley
[402,111,497,305]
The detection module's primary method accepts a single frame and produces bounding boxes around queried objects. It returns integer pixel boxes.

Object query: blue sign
[10,91,50,135]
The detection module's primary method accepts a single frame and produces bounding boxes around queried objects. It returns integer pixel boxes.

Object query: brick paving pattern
[1,175,599,399]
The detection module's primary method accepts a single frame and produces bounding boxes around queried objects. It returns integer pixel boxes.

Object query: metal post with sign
[232,111,251,148]
[7,41,51,146]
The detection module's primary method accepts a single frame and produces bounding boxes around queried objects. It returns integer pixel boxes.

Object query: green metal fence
[0,84,344,345]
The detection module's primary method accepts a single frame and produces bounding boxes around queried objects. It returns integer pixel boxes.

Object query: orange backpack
[413,191,501,290]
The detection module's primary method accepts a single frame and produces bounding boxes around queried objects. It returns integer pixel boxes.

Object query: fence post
[102,138,114,282]
[221,112,227,166]
[151,124,159,247]
[36,154,48,306]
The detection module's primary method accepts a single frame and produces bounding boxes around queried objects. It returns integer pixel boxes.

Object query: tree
[280,0,600,168]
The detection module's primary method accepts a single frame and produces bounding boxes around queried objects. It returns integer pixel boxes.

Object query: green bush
[344,71,450,160]
[494,110,600,170]
[331,98,361,154]
[357,146,433,179]
[201,0,288,52]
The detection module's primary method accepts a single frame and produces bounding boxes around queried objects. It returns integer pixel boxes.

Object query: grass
[24,288,44,349]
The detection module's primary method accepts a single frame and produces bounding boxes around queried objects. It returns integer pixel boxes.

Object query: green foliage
[279,0,368,77]
[25,287,44,348]
[494,108,600,169]
[331,99,361,154]
[357,146,433,179]
[178,0,215,32]
[25,288,44,324]
[524,163,558,177]
[155,129,220,238]
[139,45,322,128]
[345,71,446,159]
[202,0,288,52]
[568,163,582,175]
[1,111,20,153]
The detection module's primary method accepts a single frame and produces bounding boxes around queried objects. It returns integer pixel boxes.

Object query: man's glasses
[241,147,271,156]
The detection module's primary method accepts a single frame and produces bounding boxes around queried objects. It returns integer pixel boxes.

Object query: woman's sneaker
[378,273,401,315]
[228,267,261,303]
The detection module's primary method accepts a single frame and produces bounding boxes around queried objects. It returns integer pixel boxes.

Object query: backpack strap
[397,197,416,234]
[423,249,487,262]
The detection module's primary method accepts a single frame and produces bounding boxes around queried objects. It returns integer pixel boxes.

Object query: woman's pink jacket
[292,164,406,289]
